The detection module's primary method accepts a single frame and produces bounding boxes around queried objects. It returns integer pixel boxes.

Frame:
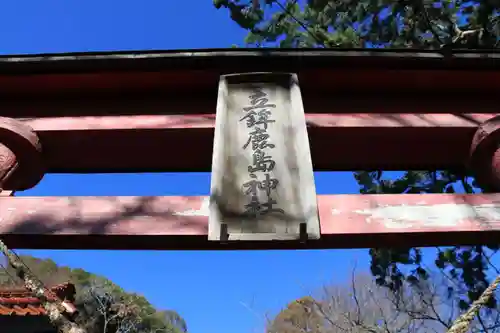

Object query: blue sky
[0,1,484,333]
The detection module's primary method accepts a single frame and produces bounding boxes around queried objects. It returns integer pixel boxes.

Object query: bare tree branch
[268,268,500,333]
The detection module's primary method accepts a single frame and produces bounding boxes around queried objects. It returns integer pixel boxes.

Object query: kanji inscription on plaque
[209,72,320,241]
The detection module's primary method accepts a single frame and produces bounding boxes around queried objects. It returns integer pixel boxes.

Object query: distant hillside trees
[0,255,187,333]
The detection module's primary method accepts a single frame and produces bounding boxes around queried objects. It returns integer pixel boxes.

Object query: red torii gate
[0,48,500,249]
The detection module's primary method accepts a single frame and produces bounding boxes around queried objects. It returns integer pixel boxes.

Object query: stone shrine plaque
[209,72,320,241]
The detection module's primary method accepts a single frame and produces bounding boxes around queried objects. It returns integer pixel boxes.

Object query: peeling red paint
[2,194,500,249]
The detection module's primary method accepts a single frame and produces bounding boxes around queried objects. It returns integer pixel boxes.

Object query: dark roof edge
[0,48,499,74]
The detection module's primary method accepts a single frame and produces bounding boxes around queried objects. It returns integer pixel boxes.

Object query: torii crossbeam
[1,49,500,249]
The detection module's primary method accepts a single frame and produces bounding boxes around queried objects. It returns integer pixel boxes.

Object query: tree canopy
[214,0,500,49]
[214,0,499,311]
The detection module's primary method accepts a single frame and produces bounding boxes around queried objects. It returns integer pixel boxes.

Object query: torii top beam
[2,49,500,177]
[1,48,500,96]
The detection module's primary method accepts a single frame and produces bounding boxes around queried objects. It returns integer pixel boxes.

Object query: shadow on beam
[2,194,500,250]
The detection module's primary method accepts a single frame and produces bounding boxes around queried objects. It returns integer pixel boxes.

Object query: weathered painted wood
[3,49,500,97]
[22,113,499,132]
[3,194,500,249]
[14,109,498,173]
[8,89,500,173]
[209,73,320,241]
